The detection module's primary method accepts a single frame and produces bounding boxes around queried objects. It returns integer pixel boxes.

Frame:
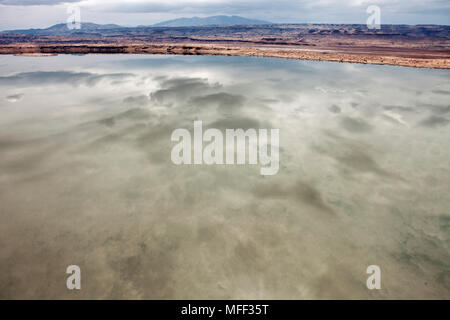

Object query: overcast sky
[0,0,449,30]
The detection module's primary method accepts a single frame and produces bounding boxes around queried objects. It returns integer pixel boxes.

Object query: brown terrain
[1,24,449,69]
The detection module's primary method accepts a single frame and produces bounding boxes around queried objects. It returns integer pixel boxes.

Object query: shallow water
[0,55,449,299]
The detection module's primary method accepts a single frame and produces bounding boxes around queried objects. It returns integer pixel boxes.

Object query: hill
[153,15,271,27]
[3,23,122,35]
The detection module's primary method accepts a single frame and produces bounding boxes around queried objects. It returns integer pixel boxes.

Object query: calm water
[0,55,449,299]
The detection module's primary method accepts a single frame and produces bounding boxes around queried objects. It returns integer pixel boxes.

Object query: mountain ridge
[2,16,271,34]
[153,15,271,27]
[2,22,123,35]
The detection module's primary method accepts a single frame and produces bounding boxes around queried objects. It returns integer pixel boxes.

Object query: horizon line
[2,21,450,32]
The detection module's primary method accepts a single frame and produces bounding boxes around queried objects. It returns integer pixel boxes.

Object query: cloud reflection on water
[0,55,449,299]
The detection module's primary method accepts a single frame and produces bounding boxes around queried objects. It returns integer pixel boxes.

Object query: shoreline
[1,43,449,69]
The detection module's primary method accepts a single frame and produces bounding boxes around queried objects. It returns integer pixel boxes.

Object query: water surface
[0,55,449,299]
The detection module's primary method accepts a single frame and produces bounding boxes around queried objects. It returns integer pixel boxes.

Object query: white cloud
[0,0,449,30]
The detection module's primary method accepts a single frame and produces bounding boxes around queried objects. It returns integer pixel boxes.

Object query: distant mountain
[153,15,271,27]
[1,17,271,35]
[3,23,123,35]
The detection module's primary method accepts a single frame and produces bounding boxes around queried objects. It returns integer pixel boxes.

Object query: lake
[0,55,449,299]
